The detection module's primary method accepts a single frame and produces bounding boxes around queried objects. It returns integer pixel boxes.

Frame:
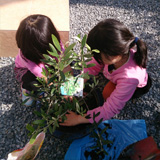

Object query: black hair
[16,14,60,64]
[87,19,147,68]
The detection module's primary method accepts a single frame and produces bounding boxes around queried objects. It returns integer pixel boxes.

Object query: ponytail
[133,38,147,68]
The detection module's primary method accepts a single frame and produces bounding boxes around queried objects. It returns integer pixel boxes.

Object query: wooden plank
[0,30,69,57]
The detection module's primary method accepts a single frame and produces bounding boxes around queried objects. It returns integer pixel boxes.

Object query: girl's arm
[60,79,138,126]
[87,79,138,123]
[84,57,104,76]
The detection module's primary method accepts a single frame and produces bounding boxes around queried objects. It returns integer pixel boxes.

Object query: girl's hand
[60,111,89,126]
[63,95,73,101]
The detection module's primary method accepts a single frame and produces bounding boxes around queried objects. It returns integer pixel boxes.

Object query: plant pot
[53,86,104,141]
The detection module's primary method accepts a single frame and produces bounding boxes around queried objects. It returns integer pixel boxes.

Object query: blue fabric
[65,119,147,160]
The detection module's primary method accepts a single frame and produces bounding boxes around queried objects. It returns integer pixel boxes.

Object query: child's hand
[63,95,73,101]
[59,111,89,126]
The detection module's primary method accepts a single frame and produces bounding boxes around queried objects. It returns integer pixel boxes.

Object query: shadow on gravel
[0,62,32,158]
[0,62,70,159]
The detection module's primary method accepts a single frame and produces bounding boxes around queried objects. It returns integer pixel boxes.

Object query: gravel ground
[0,0,160,159]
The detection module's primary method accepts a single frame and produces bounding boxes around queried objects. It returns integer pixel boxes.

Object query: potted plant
[23,34,111,159]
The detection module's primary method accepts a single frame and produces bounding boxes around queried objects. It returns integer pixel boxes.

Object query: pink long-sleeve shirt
[84,49,148,123]
[15,50,45,78]
[15,41,65,78]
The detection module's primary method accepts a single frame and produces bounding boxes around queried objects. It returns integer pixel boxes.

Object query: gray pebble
[0,0,160,159]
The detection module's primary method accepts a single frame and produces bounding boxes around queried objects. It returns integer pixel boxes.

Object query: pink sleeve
[15,50,45,77]
[27,62,45,78]
[87,79,138,123]
[84,57,104,75]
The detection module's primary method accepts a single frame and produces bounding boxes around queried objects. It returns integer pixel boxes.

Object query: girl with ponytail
[60,19,152,126]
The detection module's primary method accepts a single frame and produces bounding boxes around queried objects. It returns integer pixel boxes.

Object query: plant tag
[7,132,45,160]
[60,77,84,97]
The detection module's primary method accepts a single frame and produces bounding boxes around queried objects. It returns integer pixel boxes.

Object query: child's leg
[102,81,116,100]
[21,71,41,106]
[21,88,34,107]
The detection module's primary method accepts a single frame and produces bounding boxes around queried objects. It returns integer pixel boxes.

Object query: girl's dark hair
[87,19,147,68]
[16,14,60,64]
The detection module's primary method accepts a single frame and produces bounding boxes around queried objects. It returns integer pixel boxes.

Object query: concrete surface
[0,0,69,57]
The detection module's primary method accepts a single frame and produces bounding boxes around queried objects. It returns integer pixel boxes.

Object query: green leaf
[95,112,100,118]
[51,88,55,95]
[40,59,48,63]
[26,124,35,132]
[100,126,108,135]
[58,106,63,115]
[86,63,96,68]
[52,124,57,133]
[91,131,99,139]
[84,54,93,58]
[76,102,80,112]
[54,103,59,111]
[85,58,92,62]
[49,43,58,55]
[48,75,57,84]
[81,35,87,48]
[81,73,90,79]
[77,34,81,39]
[82,61,87,68]
[47,50,59,58]
[43,54,52,60]
[92,49,100,53]
[90,145,99,150]
[85,114,91,119]
[55,120,59,127]
[63,43,76,56]
[33,119,46,125]
[22,98,30,105]
[49,126,53,134]
[65,59,74,67]
[97,150,104,155]
[41,109,45,115]
[61,115,67,122]
[29,132,39,144]
[60,71,65,81]
[72,51,78,57]
[73,34,81,42]
[41,67,47,77]
[51,34,61,52]
[72,66,82,70]
[63,51,72,61]
[86,44,91,50]
[33,111,41,117]
[59,62,64,71]
[97,118,103,126]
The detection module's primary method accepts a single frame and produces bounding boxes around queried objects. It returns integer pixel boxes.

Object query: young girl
[14,14,70,105]
[60,19,152,126]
